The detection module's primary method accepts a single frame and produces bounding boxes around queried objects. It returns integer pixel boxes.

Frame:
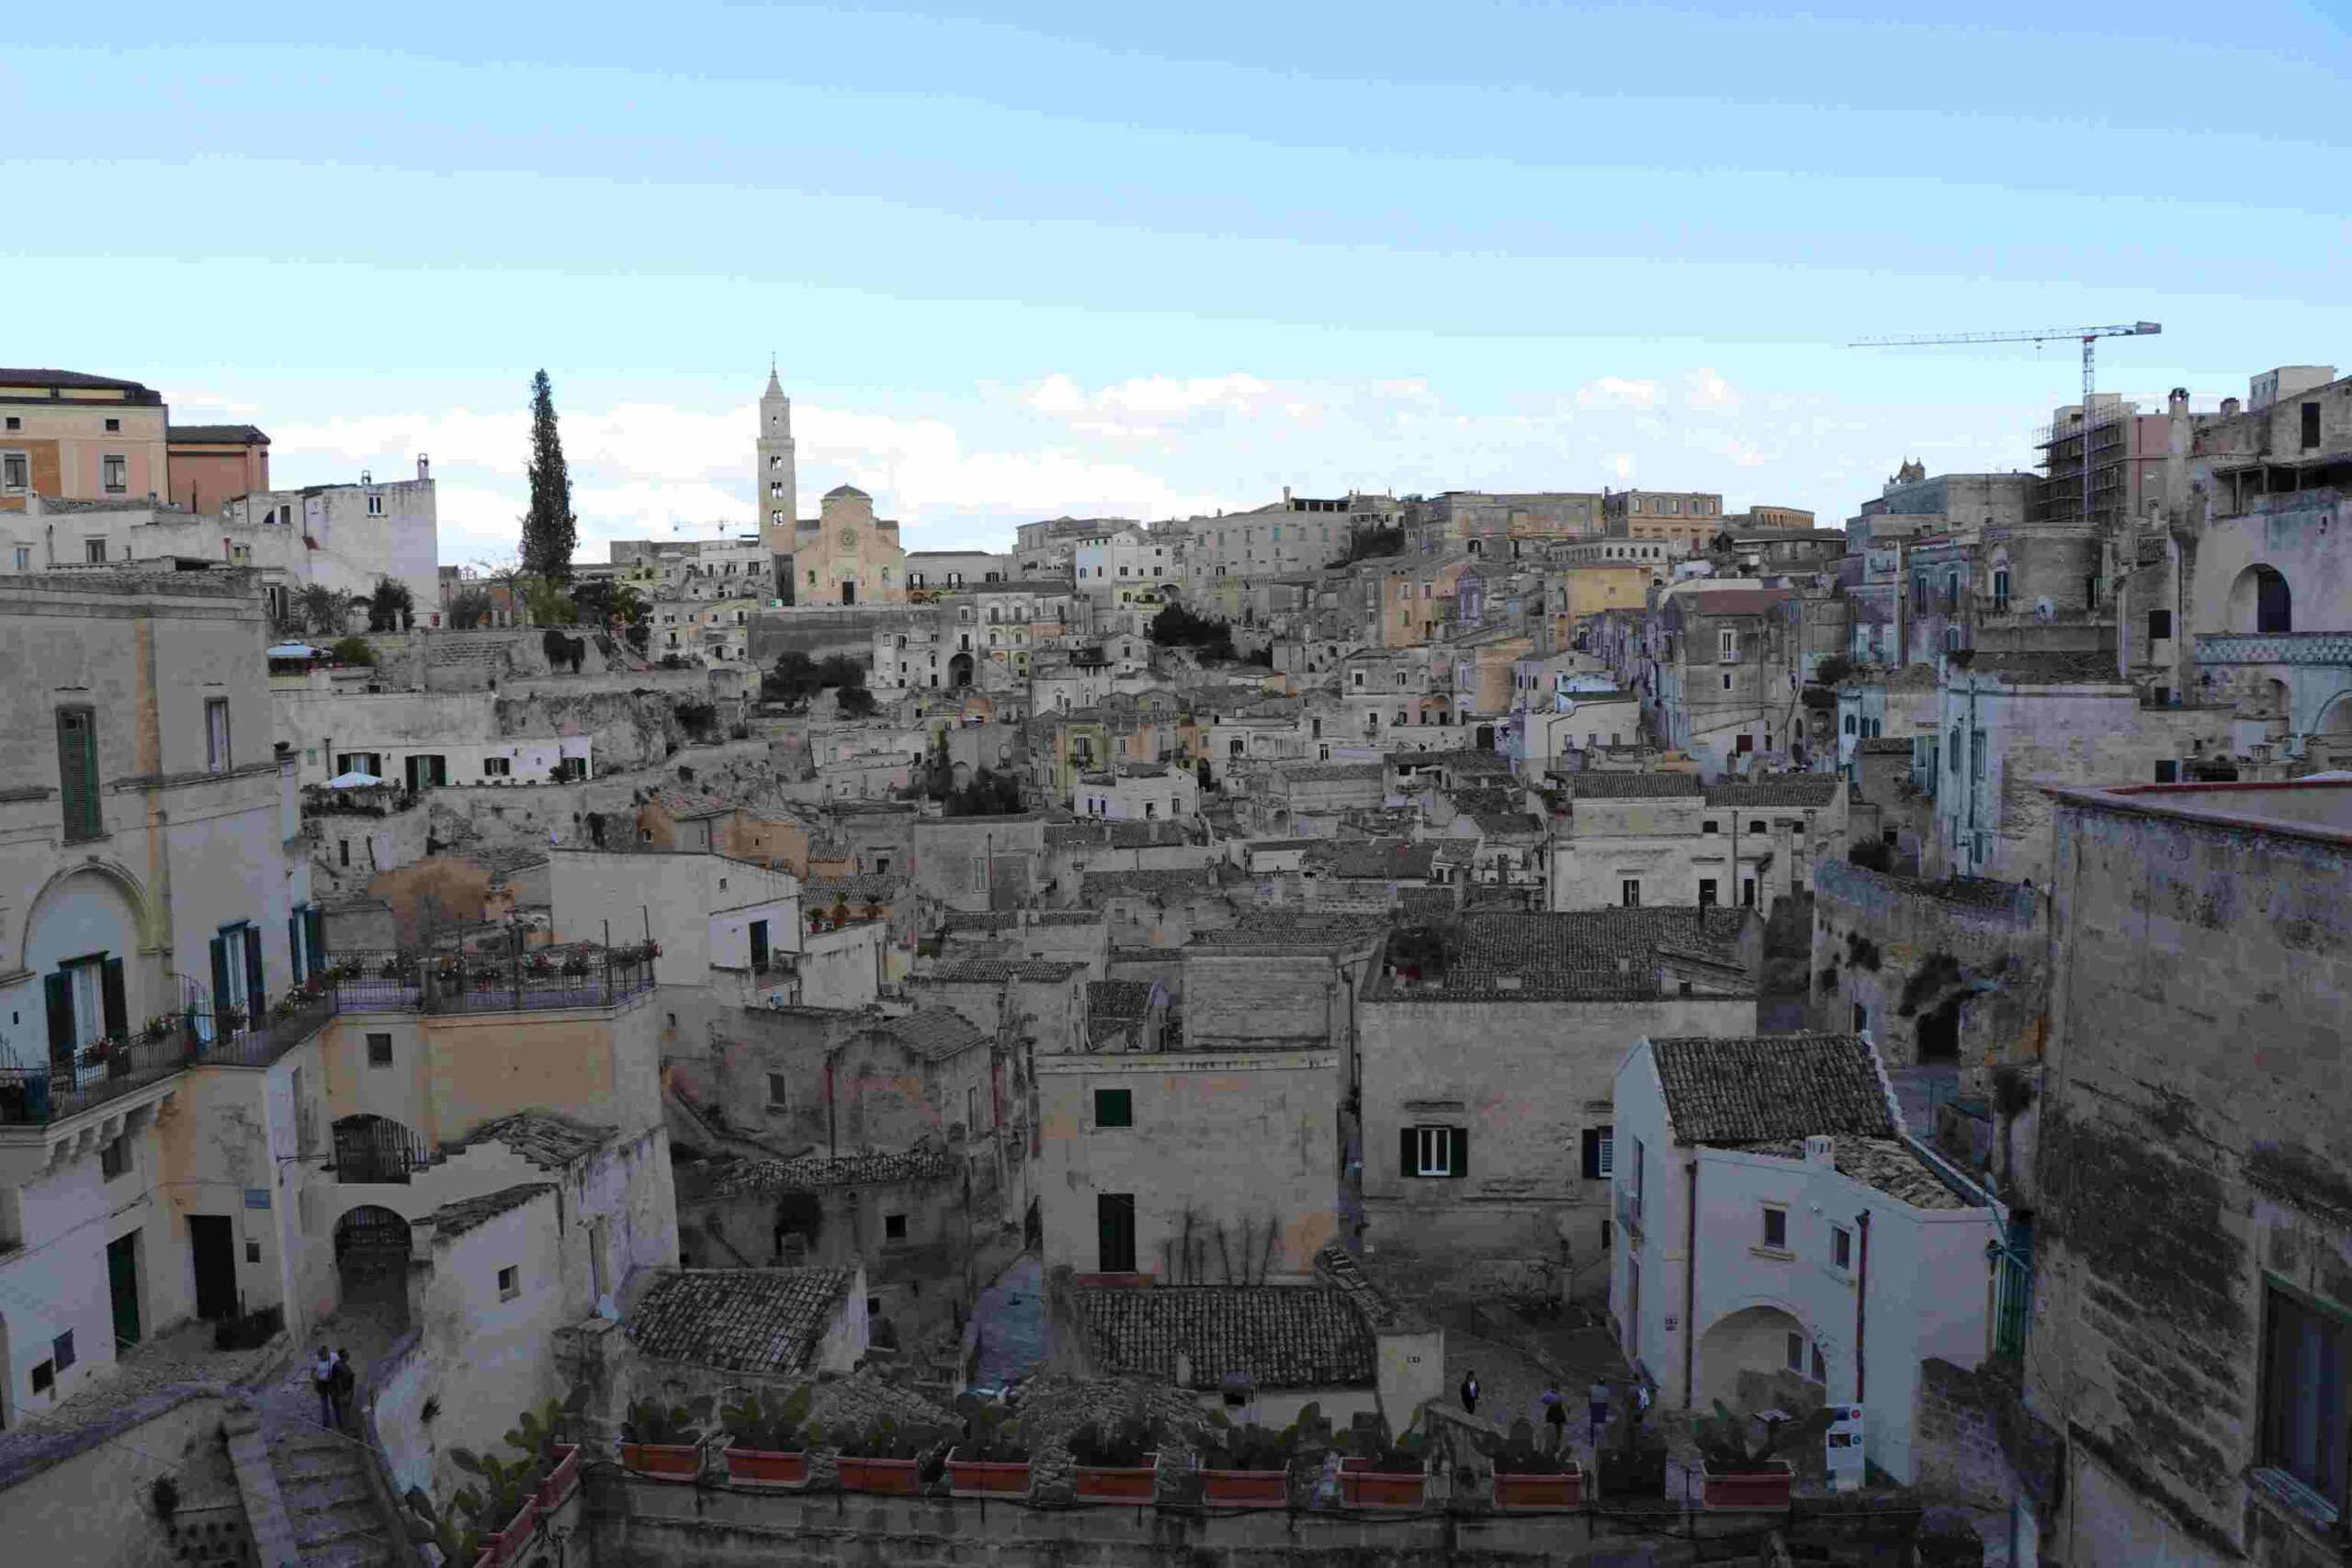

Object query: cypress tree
[521,369,577,581]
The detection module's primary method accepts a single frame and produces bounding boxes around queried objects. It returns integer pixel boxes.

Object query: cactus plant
[1474,1417,1569,1476]
[1692,1399,1834,1475]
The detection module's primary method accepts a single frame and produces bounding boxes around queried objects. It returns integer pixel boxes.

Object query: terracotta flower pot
[724,1446,808,1488]
[1700,1459,1792,1509]
[1202,1467,1287,1506]
[836,1455,921,1495]
[1073,1455,1159,1504]
[619,1441,702,1481]
[537,1445,581,1511]
[1494,1464,1583,1510]
[944,1448,1032,1498]
[1339,1458,1424,1510]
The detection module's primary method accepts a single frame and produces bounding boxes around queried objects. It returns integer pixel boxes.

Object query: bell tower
[757,365,797,559]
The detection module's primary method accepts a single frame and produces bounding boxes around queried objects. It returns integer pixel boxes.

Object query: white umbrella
[326,771,384,789]
[266,642,321,660]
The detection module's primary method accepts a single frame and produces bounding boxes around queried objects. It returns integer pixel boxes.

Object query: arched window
[1843,715,1857,735]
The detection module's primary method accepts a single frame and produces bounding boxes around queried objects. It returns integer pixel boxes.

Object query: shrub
[1069,1400,1159,1467]
[721,1387,813,1453]
[329,636,377,668]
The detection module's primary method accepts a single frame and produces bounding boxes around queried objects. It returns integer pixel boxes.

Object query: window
[1404,1124,1467,1179]
[750,919,771,973]
[2302,401,2324,451]
[100,1134,130,1181]
[3,415,16,429]
[1971,728,1986,781]
[11,546,25,570]
[1718,628,1739,663]
[104,417,121,433]
[204,697,232,772]
[884,1213,908,1242]
[1842,715,1857,735]
[367,1032,393,1067]
[1698,878,1718,907]
[1702,818,1718,834]
[1992,568,2010,611]
[967,1085,981,1134]
[102,456,127,493]
[497,1266,519,1301]
[1581,1125,1614,1179]
[1762,1206,1788,1249]
[2,452,26,491]
[367,492,385,516]
[57,706,102,840]
[2155,760,2180,784]
[1853,1002,1869,1033]
[1089,1085,1137,1130]
[52,1330,75,1372]
[2148,609,2173,641]
[85,538,107,564]
[1621,879,1640,908]
[1786,1332,1807,1374]
[1833,1225,1852,1269]
[2262,1283,2345,1506]
[482,757,510,777]
[1097,1193,1137,1273]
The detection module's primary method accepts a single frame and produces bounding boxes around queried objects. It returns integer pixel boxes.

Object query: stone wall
[1810,859,2044,1082]
[750,604,929,665]
[581,1470,1927,1566]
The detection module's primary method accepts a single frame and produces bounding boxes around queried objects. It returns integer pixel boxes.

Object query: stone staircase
[266,1424,400,1567]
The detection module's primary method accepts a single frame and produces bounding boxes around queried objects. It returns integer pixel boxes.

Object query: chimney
[2167,388,2188,417]
[418,453,431,482]
[1805,1134,1835,1168]
[2221,397,2241,417]
[1283,486,1292,504]
[360,468,372,486]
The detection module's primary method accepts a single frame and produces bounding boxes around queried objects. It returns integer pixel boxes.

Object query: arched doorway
[334,1205,413,1325]
[2228,565,2293,634]
[1698,1303,1824,1410]
[948,652,973,689]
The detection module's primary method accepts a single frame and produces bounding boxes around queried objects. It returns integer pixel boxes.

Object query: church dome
[824,484,870,500]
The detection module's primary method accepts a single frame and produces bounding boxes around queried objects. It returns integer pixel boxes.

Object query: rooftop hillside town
[2,358,2348,1568]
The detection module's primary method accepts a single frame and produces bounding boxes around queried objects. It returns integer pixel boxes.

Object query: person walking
[310,1347,337,1427]
[1459,1370,1480,1416]
[1542,1387,1568,1454]
[331,1347,358,1432]
[1588,1378,1612,1448]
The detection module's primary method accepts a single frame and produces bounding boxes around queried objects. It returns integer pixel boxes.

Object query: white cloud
[1575,377,1662,412]
[1608,452,1636,480]
[1685,367,1743,412]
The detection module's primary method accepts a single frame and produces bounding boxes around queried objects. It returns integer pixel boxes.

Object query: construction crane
[1851,321,2162,529]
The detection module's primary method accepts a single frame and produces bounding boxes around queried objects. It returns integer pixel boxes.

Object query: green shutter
[101,958,127,1042]
[56,708,99,840]
[305,908,325,969]
[1448,1127,1469,1179]
[45,972,75,1061]
[209,936,231,1021]
[243,933,265,1015]
[1399,1126,1419,1179]
[288,916,304,983]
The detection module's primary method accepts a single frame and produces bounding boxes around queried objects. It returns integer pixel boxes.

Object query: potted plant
[503,1389,588,1512]
[619,1395,710,1480]
[1596,1386,1667,1497]
[1691,1400,1834,1509]
[443,1448,541,1567]
[1199,1403,1326,1507]
[944,1393,1031,1498]
[1338,1416,1428,1510]
[1476,1418,1584,1510]
[831,1412,945,1495]
[1069,1398,1159,1504]
[720,1386,814,1488]
[562,952,592,977]
[141,1015,175,1045]
[216,1004,246,1034]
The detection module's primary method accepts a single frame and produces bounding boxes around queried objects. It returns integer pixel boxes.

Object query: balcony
[0,998,334,1128]
[321,942,656,1015]
[2192,632,2352,668]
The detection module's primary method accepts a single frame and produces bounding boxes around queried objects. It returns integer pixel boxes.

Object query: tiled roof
[430,1182,554,1238]
[1472,812,1545,838]
[1028,909,1103,927]
[1193,913,1389,951]
[1856,738,1917,755]
[1679,586,1795,615]
[924,957,1088,983]
[450,1110,612,1169]
[943,910,1020,931]
[1087,980,1154,1021]
[1275,762,1387,785]
[803,874,905,904]
[1650,1033,1897,1144]
[1702,777,1842,808]
[168,423,270,445]
[713,1145,954,1193]
[1742,1135,1973,1211]
[1080,868,1218,904]
[1379,908,1752,1000]
[1565,773,1702,799]
[1073,1286,1376,1391]
[873,1009,988,1060]
[1960,649,2124,685]
[627,1267,856,1375]
[0,368,160,396]
[1309,839,1438,880]
[1046,820,1193,849]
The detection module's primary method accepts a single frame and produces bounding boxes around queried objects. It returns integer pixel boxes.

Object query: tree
[522,576,576,626]
[763,650,823,706]
[836,684,877,720]
[816,653,866,689]
[299,584,352,637]
[944,767,1024,818]
[329,636,377,668]
[521,369,577,581]
[1332,522,1405,566]
[367,576,415,632]
[447,588,493,629]
[570,578,647,631]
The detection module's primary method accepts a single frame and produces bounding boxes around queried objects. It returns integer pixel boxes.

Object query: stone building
[1652,582,1797,773]
[1602,488,1727,550]
[1550,772,1845,912]
[786,485,907,607]
[2018,779,2352,1565]
[1354,908,1761,1298]
[0,368,171,513]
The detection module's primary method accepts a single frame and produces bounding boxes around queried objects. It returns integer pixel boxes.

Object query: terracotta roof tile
[1650,1032,1897,1144]
[627,1267,856,1375]
[1073,1286,1375,1391]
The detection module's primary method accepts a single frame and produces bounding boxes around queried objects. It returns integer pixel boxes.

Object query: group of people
[1458,1368,1645,1452]
[311,1345,359,1433]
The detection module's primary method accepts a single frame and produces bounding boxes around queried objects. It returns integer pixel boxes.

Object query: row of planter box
[472,1445,582,1568]
[620,1440,1618,1511]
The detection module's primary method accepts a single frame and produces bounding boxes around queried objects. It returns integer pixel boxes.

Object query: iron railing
[0,941,656,1128]
[1992,1213,2035,1361]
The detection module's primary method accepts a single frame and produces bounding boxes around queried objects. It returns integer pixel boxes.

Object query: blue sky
[7,3,2347,561]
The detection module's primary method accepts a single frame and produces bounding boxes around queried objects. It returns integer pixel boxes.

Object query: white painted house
[1610,1032,1999,1483]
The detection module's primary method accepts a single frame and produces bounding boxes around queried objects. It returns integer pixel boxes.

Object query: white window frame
[1412,1124,1459,1178]
[205,697,232,773]
[1595,1130,1614,1179]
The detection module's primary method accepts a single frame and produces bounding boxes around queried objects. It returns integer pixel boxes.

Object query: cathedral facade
[757,370,905,605]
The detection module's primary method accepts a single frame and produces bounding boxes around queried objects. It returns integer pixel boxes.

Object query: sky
[6,3,2348,567]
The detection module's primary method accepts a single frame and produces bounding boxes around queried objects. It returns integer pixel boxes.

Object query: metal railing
[0,998,336,1128]
[321,941,656,1015]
